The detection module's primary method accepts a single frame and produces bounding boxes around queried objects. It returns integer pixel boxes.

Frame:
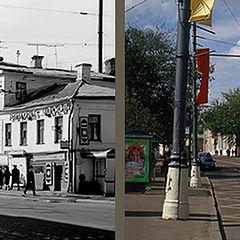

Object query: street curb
[0,191,115,204]
[205,176,225,240]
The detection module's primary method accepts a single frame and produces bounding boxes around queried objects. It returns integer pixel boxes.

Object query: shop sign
[79,117,89,145]
[45,162,52,185]
[125,138,150,183]
[64,162,69,182]
[10,103,71,122]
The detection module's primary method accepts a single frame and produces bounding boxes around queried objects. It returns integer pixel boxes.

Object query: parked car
[198,152,216,170]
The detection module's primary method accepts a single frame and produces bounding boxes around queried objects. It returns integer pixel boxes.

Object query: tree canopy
[201,87,240,149]
[125,25,176,145]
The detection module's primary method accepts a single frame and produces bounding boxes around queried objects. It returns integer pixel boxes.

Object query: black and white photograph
[0,1,115,239]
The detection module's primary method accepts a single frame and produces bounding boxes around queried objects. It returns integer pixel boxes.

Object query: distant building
[0,56,115,195]
[202,129,236,156]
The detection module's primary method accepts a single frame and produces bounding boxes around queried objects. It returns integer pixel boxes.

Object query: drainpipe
[68,99,74,193]
[68,81,84,193]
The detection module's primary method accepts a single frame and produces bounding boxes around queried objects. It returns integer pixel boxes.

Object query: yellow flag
[190,0,215,26]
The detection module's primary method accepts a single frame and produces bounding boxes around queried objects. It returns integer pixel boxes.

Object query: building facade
[202,129,236,156]
[0,56,115,194]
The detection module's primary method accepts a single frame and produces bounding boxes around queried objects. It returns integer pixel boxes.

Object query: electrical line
[0,4,113,17]
[222,0,240,28]
[125,0,150,13]
[0,40,113,47]
[196,35,240,48]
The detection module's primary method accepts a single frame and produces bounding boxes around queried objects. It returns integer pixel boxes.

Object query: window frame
[54,116,63,143]
[88,114,101,142]
[36,119,45,144]
[20,122,27,146]
[16,82,27,100]
[5,123,12,146]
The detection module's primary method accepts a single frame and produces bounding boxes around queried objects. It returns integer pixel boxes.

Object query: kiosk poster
[125,138,150,182]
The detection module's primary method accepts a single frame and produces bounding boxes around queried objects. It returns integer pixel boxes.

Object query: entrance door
[54,165,62,191]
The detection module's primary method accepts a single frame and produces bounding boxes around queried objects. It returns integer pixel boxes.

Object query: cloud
[125,0,177,28]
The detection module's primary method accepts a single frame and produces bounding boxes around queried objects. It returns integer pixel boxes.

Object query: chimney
[31,55,44,68]
[75,63,92,82]
[104,58,115,76]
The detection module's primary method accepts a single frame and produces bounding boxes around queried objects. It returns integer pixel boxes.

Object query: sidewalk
[0,188,115,204]
[125,176,222,240]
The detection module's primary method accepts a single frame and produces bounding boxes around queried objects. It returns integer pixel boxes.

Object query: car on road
[198,152,216,170]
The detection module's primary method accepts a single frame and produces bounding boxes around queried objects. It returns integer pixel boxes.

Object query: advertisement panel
[125,138,150,182]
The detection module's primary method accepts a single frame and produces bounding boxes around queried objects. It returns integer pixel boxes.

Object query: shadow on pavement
[222,224,240,227]
[0,214,114,240]
[125,211,162,217]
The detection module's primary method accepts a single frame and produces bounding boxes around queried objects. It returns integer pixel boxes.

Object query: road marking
[222,215,240,219]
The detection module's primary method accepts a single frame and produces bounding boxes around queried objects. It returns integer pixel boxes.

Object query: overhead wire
[196,35,240,48]
[0,4,113,17]
[221,0,240,28]
[125,0,150,13]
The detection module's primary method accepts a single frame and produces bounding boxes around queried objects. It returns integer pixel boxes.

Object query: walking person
[0,166,3,189]
[22,166,36,196]
[3,166,11,190]
[11,165,20,191]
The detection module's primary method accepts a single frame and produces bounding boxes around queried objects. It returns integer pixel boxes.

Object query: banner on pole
[196,48,210,105]
[190,0,215,26]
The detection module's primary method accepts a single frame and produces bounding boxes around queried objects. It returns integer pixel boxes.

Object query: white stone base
[162,166,189,220]
[190,164,201,188]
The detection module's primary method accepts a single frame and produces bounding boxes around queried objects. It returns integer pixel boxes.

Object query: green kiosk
[125,129,153,193]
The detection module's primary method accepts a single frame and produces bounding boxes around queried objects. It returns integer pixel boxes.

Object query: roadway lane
[206,156,240,240]
[0,194,115,231]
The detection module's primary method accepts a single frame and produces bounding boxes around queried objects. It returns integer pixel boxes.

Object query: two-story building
[0,56,115,195]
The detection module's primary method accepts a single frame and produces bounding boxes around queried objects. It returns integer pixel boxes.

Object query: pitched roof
[2,81,115,112]
[75,81,115,98]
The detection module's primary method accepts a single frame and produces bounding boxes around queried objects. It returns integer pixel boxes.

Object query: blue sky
[125,0,240,103]
[0,0,115,72]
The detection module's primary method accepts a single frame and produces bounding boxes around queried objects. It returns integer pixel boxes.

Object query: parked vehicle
[198,152,216,170]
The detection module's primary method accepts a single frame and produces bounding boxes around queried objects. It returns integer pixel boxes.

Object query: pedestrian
[22,166,36,196]
[3,166,11,190]
[0,166,3,189]
[11,165,20,190]
[227,149,230,157]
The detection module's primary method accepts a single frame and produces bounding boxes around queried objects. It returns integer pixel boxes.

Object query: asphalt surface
[206,156,240,240]
[125,176,220,240]
[0,191,115,240]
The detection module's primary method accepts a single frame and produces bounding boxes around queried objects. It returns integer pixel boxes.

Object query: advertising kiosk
[125,129,153,193]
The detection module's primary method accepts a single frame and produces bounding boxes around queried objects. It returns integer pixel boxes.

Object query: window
[5,123,12,146]
[54,116,63,143]
[88,115,101,141]
[37,120,44,144]
[16,82,27,100]
[20,122,27,146]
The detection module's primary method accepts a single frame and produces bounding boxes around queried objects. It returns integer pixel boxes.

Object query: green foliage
[202,87,240,146]
[125,25,176,144]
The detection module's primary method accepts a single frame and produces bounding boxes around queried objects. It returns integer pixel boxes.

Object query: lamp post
[190,22,201,188]
[162,0,191,220]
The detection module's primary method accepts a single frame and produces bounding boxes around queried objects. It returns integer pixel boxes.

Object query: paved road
[206,156,240,240]
[0,194,115,239]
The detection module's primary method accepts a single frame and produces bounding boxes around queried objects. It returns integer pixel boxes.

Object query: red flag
[211,132,215,139]
[196,48,210,105]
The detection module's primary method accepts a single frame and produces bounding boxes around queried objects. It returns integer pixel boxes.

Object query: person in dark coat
[0,166,3,189]
[11,165,20,190]
[3,166,11,190]
[22,166,36,196]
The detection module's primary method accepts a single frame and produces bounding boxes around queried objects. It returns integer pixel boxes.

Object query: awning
[80,149,115,159]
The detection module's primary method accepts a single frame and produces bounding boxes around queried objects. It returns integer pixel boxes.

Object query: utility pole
[190,22,201,188]
[162,0,191,220]
[98,0,103,73]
